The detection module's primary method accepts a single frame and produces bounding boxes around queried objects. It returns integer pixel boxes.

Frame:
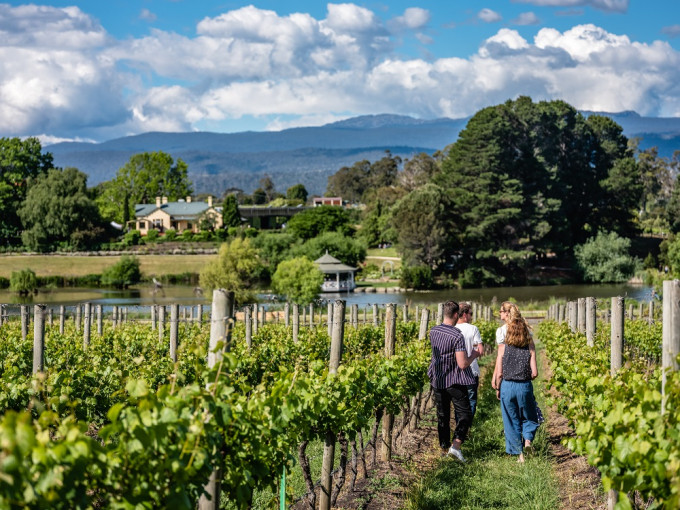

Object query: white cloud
[513,0,629,14]
[1,2,679,142]
[478,8,502,23]
[139,9,157,22]
[512,12,541,26]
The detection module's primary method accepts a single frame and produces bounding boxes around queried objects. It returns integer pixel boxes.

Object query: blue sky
[1,0,680,142]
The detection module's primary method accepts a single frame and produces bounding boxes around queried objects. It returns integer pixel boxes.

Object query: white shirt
[455,322,482,377]
[496,324,507,345]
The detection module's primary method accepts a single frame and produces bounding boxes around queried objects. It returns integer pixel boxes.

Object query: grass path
[404,345,561,510]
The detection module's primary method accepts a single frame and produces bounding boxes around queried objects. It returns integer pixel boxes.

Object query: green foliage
[643,252,657,269]
[101,255,142,289]
[96,152,193,224]
[285,206,353,240]
[145,229,159,242]
[665,236,680,277]
[164,229,177,241]
[271,257,323,304]
[398,152,439,191]
[9,269,37,294]
[391,183,451,269]
[251,232,297,278]
[121,229,142,247]
[199,238,260,305]
[222,194,241,228]
[399,265,433,289]
[180,229,194,242]
[18,167,105,252]
[292,231,366,267]
[540,321,680,508]
[286,183,308,203]
[326,154,400,203]
[574,231,640,283]
[0,137,54,246]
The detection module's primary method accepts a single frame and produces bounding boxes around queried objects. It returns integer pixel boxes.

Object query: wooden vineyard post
[649,300,655,323]
[284,303,290,327]
[638,302,643,320]
[170,304,179,362]
[21,305,28,340]
[32,305,45,374]
[662,280,680,415]
[363,305,367,325]
[402,304,408,323]
[83,303,91,348]
[627,304,634,320]
[261,305,267,328]
[373,304,379,326]
[415,306,420,325]
[586,297,596,347]
[97,305,103,337]
[571,301,579,332]
[436,303,444,324]
[151,305,157,330]
[611,297,624,376]
[245,306,253,348]
[309,303,314,327]
[327,302,333,338]
[577,298,586,333]
[59,305,65,335]
[319,300,345,510]
[47,307,53,327]
[292,304,299,343]
[112,305,118,329]
[75,304,81,333]
[302,305,306,328]
[381,304,396,462]
[199,289,234,510]
[158,305,165,341]
[419,308,430,340]
[351,304,358,328]
[608,295,624,510]
[197,304,203,327]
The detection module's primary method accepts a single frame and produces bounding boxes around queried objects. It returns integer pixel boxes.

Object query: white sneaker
[447,446,466,462]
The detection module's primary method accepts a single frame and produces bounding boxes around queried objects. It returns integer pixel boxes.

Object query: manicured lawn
[0,254,216,278]
[366,247,400,258]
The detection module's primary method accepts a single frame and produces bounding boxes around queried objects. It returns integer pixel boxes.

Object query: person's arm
[529,339,538,379]
[472,327,484,355]
[455,348,480,369]
[491,343,505,389]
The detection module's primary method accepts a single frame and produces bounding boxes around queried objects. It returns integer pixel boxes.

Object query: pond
[0,282,655,311]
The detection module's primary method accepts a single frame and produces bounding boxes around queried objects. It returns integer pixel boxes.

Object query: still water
[0,282,655,309]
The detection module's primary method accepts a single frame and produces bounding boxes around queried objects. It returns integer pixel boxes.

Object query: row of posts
[547,284,680,510]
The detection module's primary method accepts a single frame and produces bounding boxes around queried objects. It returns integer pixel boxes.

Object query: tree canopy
[0,137,53,245]
[96,151,193,224]
[326,153,401,203]
[271,257,323,305]
[222,194,241,228]
[19,167,105,251]
[199,238,260,305]
[285,206,354,240]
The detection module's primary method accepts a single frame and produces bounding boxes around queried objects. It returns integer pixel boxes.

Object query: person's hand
[531,369,538,380]
[496,388,501,400]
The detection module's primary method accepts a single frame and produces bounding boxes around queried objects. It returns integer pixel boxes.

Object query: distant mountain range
[48,112,680,196]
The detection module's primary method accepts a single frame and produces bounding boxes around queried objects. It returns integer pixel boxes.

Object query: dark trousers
[432,384,473,449]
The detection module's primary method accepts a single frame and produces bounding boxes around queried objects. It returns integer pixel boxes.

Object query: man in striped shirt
[428,301,483,462]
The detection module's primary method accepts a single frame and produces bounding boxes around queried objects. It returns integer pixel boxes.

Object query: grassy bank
[405,344,560,510]
[0,254,215,279]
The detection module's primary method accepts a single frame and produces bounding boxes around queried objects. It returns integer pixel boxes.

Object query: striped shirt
[428,323,476,389]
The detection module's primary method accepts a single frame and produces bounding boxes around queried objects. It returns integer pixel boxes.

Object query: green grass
[404,345,560,510]
[366,247,400,258]
[0,254,215,278]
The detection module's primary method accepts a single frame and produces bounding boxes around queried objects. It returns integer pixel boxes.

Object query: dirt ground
[293,352,607,510]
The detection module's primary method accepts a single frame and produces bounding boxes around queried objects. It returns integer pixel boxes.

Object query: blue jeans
[500,380,539,455]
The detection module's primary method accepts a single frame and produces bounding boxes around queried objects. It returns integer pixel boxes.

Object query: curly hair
[500,301,532,347]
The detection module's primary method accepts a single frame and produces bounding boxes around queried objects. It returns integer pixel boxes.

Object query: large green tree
[271,257,323,305]
[326,153,401,203]
[19,167,105,251]
[222,194,241,228]
[0,137,53,245]
[285,206,353,240]
[96,152,192,224]
[436,97,642,284]
[199,238,260,305]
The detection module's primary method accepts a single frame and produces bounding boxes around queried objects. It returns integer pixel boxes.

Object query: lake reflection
[0,282,655,309]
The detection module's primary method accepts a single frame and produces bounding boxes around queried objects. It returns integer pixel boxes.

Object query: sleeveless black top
[502,344,531,381]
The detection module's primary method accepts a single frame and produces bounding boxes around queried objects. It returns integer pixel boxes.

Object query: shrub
[121,230,142,247]
[180,230,195,242]
[164,229,177,241]
[101,255,142,289]
[10,269,38,294]
[145,229,159,242]
[271,257,323,305]
[400,265,433,289]
[574,231,640,283]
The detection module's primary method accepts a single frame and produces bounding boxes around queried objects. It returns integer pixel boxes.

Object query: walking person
[428,301,483,462]
[455,302,483,417]
[491,302,539,463]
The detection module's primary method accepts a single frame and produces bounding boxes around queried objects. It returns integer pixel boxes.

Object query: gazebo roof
[314,252,357,273]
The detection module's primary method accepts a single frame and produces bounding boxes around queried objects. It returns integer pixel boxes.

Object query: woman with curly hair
[491,301,539,463]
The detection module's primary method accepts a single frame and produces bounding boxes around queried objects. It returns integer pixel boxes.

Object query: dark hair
[443,301,459,319]
[458,302,471,316]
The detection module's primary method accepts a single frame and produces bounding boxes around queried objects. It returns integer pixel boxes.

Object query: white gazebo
[314,252,357,292]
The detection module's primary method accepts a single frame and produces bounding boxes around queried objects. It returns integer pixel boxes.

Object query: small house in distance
[133,196,222,235]
[313,196,343,207]
[314,252,357,292]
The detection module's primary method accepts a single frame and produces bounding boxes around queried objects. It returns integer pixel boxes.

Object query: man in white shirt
[455,302,484,417]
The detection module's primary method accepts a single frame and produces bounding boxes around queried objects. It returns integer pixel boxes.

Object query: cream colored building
[133,196,223,235]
